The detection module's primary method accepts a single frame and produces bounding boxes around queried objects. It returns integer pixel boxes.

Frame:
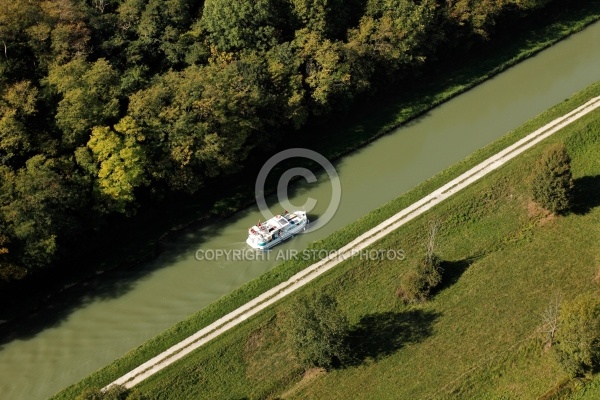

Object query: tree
[85,116,148,214]
[0,155,84,271]
[1,0,91,82]
[286,293,349,369]
[47,57,121,147]
[0,1,39,60]
[0,230,27,281]
[131,0,195,67]
[294,29,364,114]
[265,42,308,128]
[0,80,38,162]
[554,293,600,377]
[290,0,330,37]
[445,0,552,41]
[290,0,362,39]
[75,387,105,400]
[201,0,280,52]
[127,55,273,192]
[397,220,442,303]
[348,0,437,81]
[530,142,574,214]
[41,0,91,63]
[425,219,440,266]
[538,295,561,349]
[0,0,42,81]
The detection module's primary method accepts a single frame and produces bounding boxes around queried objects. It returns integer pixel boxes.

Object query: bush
[76,385,132,400]
[554,293,600,377]
[397,255,442,304]
[285,293,349,369]
[530,143,574,214]
[76,388,105,400]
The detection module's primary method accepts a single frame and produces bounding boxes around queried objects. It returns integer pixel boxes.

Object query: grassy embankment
[127,82,600,399]
[52,5,600,399]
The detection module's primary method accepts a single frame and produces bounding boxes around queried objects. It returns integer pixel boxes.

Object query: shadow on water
[572,175,600,215]
[0,206,250,350]
[0,269,144,349]
[343,309,440,367]
[0,154,346,350]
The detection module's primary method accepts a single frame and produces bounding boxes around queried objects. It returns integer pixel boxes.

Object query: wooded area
[0,0,562,282]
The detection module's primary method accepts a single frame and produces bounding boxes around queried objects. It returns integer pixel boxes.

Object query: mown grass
[126,90,600,399]
[51,9,600,400]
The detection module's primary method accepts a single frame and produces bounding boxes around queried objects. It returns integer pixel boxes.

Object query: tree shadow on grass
[430,255,482,297]
[571,175,600,215]
[344,309,440,367]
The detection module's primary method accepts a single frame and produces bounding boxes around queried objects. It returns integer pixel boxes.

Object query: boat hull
[246,212,308,250]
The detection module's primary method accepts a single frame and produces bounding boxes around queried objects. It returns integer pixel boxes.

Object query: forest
[0,0,561,283]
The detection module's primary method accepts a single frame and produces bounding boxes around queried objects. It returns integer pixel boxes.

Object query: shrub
[76,385,131,400]
[554,293,600,376]
[76,388,105,400]
[285,293,349,369]
[530,142,574,214]
[397,255,442,304]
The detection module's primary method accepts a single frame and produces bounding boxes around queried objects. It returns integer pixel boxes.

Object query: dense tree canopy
[0,0,565,281]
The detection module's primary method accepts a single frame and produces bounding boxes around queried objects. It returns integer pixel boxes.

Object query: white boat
[246,211,308,250]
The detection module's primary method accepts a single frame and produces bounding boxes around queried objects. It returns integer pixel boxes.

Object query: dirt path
[106,95,600,390]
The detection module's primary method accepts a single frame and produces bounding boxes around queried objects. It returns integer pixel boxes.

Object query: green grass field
[122,85,600,400]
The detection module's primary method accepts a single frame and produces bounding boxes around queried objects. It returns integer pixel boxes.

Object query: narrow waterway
[1,22,600,400]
